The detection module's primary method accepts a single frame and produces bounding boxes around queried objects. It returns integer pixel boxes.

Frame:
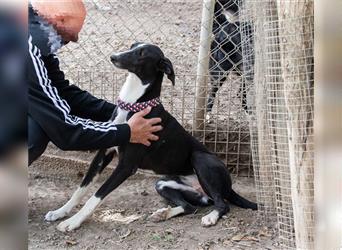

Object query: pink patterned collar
[117,97,161,113]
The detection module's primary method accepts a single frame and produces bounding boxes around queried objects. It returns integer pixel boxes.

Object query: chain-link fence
[57,0,253,176]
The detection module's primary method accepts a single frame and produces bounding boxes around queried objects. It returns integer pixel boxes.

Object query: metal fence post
[194,0,215,130]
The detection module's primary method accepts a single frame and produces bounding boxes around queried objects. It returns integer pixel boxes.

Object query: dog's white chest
[119,73,148,103]
[113,72,149,125]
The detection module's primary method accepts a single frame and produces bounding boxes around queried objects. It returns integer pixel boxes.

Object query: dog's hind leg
[207,77,225,114]
[45,148,115,222]
[206,72,227,114]
[150,177,210,222]
[191,151,231,227]
[200,194,229,227]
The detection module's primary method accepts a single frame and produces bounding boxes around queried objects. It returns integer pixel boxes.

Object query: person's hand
[127,107,162,146]
[31,0,86,42]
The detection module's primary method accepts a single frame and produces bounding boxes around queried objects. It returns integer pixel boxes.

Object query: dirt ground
[29,153,279,250]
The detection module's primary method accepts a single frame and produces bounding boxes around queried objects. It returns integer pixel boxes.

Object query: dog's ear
[130,42,144,50]
[159,57,175,85]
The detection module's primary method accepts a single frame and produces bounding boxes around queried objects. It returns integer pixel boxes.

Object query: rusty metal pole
[194,0,215,130]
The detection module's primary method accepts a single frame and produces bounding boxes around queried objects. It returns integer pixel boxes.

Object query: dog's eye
[139,50,144,57]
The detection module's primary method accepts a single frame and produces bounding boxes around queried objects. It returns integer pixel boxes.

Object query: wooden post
[276,1,314,249]
[194,0,215,130]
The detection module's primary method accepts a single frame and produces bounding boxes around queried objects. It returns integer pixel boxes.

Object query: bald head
[31,0,86,42]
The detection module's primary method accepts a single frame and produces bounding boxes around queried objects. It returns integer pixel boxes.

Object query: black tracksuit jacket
[28,7,130,151]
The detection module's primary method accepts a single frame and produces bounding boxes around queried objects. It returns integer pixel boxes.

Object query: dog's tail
[227,190,257,210]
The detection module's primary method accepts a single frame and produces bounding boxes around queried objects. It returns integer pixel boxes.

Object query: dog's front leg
[45,148,115,222]
[56,159,135,232]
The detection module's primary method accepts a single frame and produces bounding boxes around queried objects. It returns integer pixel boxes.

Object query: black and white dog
[207,0,252,113]
[45,42,257,232]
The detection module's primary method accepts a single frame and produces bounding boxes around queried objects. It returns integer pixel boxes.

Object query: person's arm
[28,38,161,150]
[29,54,130,150]
[44,54,115,122]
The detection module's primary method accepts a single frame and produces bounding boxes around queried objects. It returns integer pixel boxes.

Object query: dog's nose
[110,55,118,63]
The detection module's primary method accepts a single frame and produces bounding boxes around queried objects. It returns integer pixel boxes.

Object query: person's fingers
[150,125,163,132]
[142,140,151,147]
[147,117,162,125]
[149,134,159,141]
[135,107,151,117]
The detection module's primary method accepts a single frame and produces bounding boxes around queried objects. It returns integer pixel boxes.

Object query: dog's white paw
[149,207,171,222]
[201,210,219,227]
[57,217,81,232]
[45,209,67,222]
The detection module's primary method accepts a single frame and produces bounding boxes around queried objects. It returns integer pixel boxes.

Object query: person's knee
[28,141,48,165]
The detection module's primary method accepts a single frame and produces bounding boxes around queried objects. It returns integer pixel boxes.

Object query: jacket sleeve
[28,37,130,150]
[43,54,116,122]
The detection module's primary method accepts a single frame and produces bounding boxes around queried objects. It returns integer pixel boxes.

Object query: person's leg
[28,116,49,165]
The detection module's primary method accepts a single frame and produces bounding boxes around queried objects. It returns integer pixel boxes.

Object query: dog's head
[110,42,175,86]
